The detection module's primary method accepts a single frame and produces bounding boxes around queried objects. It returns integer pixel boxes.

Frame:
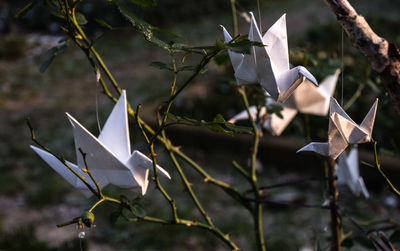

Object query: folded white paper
[31,90,170,197]
[229,71,339,136]
[297,97,378,159]
[221,12,318,102]
[335,147,369,198]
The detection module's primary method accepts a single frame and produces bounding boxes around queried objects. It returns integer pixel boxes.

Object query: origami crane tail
[98,90,131,162]
[30,145,93,198]
[220,25,243,70]
[360,98,378,137]
[296,142,329,156]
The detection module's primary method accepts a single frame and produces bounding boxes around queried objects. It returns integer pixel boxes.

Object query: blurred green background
[1,0,400,250]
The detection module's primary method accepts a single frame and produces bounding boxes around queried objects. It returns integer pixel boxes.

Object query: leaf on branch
[94,18,114,30]
[75,12,88,26]
[15,1,38,18]
[150,61,173,71]
[40,56,55,73]
[267,104,284,119]
[225,36,264,54]
[167,113,253,136]
[40,44,68,73]
[116,2,186,54]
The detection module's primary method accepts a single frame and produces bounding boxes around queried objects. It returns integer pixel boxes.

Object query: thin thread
[341,28,344,106]
[253,0,262,66]
[95,71,102,134]
[257,0,262,32]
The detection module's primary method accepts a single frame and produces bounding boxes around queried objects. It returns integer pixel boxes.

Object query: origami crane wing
[359,98,378,136]
[30,145,99,197]
[331,112,370,144]
[67,113,136,188]
[98,90,131,162]
[297,142,329,156]
[262,13,289,75]
[259,14,317,102]
[236,12,277,96]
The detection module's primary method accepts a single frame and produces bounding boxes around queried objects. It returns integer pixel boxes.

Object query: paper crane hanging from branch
[297,97,378,159]
[31,90,171,197]
[229,70,339,135]
[221,12,318,102]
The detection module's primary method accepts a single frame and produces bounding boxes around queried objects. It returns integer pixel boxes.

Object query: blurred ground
[1,0,400,250]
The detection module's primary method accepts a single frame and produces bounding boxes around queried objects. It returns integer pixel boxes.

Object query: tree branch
[324,0,400,112]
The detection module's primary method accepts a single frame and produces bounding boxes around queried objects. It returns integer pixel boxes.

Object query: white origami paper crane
[221,12,318,102]
[31,90,170,197]
[297,97,378,159]
[335,147,370,198]
[229,70,339,136]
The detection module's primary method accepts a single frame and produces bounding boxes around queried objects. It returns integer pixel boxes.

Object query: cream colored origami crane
[31,90,170,197]
[335,147,369,198]
[297,97,378,159]
[221,12,318,102]
[229,70,339,136]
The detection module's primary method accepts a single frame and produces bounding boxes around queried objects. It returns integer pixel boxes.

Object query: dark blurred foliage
[1,0,254,34]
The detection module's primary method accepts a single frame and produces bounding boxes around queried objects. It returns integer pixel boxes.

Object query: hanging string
[256,0,262,32]
[95,70,102,134]
[253,0,263,66]
[341,28,344,106]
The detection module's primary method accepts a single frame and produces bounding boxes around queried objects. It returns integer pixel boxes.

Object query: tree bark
[324,0,400,113]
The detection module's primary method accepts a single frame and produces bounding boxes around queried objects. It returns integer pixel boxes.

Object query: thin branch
[372,139,400,196]
[238,86,266,251]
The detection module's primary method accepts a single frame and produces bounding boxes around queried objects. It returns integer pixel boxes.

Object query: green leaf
[214,53,230,66]
[226,39,264,54]
[40,56,55,73]
[150,61,173,71]
[94,18,114,30]
[167,113,253,136]
[130,0,156,7]
[75,12,88,25]
[116,2,186,53]
[15,2,37,18]
[40,44,68,73]
[361,161,375,168]
[152,27,185,41]
[267,104,284,119]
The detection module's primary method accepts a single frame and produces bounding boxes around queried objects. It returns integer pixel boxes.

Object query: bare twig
[372,139,400,196]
